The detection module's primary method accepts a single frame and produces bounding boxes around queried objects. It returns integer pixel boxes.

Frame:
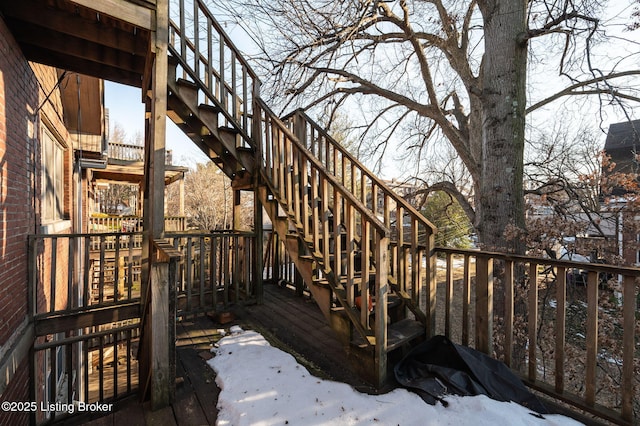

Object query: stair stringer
[257,185,332,321]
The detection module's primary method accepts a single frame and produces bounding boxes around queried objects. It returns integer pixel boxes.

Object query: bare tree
[218,0,639,253]
[166,162,253,231]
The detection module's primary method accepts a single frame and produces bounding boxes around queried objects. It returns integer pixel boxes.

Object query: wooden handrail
[436,246,640,276]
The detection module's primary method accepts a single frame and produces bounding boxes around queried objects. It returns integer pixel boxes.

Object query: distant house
[604,119,640,179]
[602,119,640,266]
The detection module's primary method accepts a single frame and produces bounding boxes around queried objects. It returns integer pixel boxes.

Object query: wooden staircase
[164,0,437,387]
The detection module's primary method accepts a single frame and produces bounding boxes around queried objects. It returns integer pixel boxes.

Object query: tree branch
[407,181,476,225]
[526,70,640,114]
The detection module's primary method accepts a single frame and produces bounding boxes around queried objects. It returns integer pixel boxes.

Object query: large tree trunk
[476,0,529,365]
[476,0,528,254]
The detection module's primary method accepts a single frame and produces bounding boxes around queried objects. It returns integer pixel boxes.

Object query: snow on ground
[207,327,582,426]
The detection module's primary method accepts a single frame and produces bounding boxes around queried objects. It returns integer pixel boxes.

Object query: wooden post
[149,0,168,240]
[254,191,264,303]
[374,234,389,388]
[150,242,179,409]
[179,178,185,216]
[424,229,436,337]
[233,188,242,231]
[144,0,171,411]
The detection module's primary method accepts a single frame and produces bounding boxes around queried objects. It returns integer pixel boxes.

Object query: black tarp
[394,335,548,414]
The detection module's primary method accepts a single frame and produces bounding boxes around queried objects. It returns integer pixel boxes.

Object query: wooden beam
[11,24,146,74]
[34,303,141,336]
[20,44,143,87]
[68,0,154,30]
[1,2,149,55]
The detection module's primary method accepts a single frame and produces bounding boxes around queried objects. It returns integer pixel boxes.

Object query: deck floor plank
[172,393,210,426]
[177,347,219,424]
[113,400,147,425]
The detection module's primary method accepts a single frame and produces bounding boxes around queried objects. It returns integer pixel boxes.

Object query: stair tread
[387,318,425,351]
[219,125,240,134]
[198,103,222,113]
[350,318,424,352]
[176,78,198,89]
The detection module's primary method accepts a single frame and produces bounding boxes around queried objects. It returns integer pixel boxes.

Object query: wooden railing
[433,247,639,425]
[108,142,174,164]
[166,231,257,317]
[263,230,301,292]
[88,217,186,251]
[28,229,256,423]
[283,110,437,329]
[28,234,141,425]
[168,0,260,148]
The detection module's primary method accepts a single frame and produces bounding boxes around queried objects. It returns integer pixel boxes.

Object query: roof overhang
[0,0,154,88]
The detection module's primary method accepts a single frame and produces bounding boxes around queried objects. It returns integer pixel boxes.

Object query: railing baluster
[585,270,598,406]
[200,237,205,309]
[126,328,132,394]
[301,157,310,237]
[179,0,186,59]
[621,275,635,421]
[528,262,539,381]
[504,259,514,367]
[113,331,118,399]
[411,218,419,304]
[66,343,73,404]
[293,147,301,226]
[99,236,106,305]
[346,202,355,306]
[219,30,225,110]
[445,252,453,338]
[50,237,58,313]
[311,169,320,251]
[555,265,566,393]
[232,52,238,121]
[361,220,371,329]
[462,254,471,346]
[334,192,343,278]
[114,234,120,303]
[475,255,493,354]
[211,236,217,310]
[186,236,193,313]
[193,0,199,77]
[67,238,74,310]
[207,16,213,97]
[99,335,104,401]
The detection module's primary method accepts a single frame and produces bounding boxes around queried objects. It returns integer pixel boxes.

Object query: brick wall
[0,359,29,426]
[0,14,75,411]
[0,11,38,350]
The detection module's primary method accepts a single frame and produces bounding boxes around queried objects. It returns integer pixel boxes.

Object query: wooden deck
[237,282,377,394]
[59,281,372,425]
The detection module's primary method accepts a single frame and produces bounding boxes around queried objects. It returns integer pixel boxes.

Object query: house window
[41,126,65,224]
